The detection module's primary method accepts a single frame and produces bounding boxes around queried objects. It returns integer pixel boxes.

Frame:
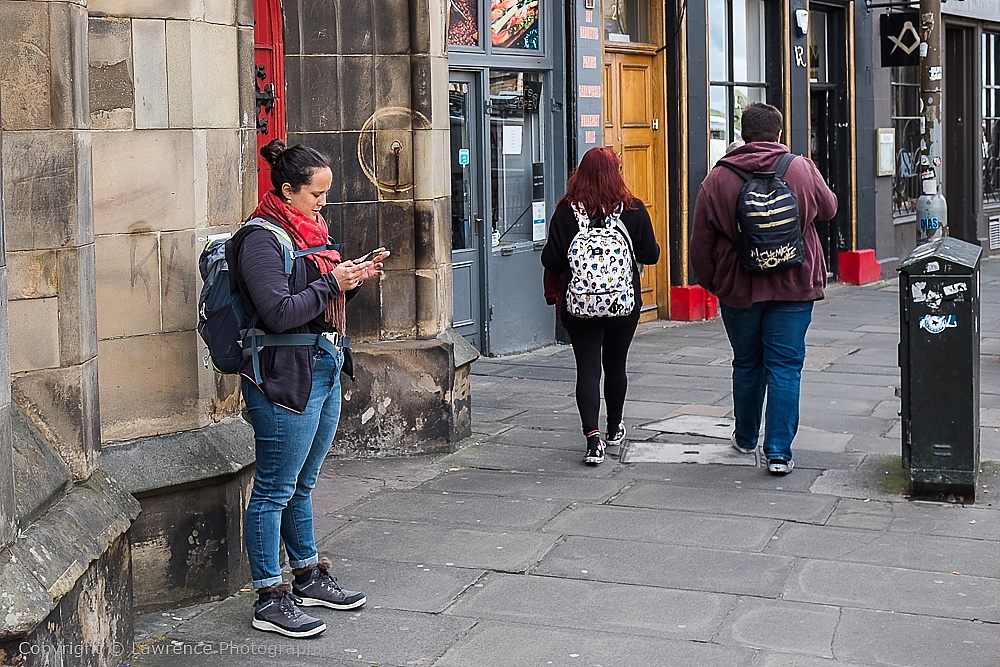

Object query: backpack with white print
[565,203,636,318]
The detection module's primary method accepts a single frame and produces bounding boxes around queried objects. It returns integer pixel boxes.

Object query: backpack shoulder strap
[773,153,797,179]
[716,160,752,182]
[613,216,636,262]
[245,216,334,274]
[570,203,591,231]
[245,217,296,274]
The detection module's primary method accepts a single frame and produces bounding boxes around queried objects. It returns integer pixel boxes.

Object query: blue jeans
[242,348,343,589]
[720,301,813,462]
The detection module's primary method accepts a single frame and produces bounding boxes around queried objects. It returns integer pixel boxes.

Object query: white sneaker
[767,459,794,474]
[729,431,756,455]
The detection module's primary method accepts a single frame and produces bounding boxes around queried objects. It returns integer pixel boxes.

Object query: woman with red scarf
[228,139,389,638]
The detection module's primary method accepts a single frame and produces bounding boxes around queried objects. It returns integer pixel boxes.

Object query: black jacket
[227,224,358,412]
[541,199,660,315]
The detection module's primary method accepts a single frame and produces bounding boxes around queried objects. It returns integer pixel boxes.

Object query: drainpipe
[915,0,947,243]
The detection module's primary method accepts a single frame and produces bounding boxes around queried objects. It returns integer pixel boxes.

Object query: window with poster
[488,71,546,247]
[984,32,1000,206]
[448,1,541,51]
[707,0,768,167]
[891,65,920,217]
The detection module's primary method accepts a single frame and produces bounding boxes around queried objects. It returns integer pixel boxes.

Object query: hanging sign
[880,13,920,68]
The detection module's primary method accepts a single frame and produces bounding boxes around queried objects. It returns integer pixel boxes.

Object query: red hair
[559,147,637,218]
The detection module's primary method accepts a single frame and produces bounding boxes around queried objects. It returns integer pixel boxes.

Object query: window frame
[891,65,921,218]
[447,0,546,56]
[707,0,769,164]
[984,31,1000,206]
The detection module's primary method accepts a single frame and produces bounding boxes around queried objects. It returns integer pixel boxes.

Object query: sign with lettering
[574,1,602,160]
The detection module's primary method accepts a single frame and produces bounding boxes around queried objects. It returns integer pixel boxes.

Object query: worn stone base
[0,466,139,667]
[101,420,255,612]
[335,334,477,458]
[0,534,133,667]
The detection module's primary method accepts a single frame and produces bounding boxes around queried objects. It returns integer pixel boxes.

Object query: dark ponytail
[260,139,330,194]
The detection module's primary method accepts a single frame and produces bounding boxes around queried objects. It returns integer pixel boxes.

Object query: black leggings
[561,311,640,435]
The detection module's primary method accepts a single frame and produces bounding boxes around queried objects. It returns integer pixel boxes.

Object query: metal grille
[990,216,1000,251]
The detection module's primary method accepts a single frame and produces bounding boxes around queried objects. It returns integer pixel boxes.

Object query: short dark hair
[740,103,783,143]
[260,139,330,193]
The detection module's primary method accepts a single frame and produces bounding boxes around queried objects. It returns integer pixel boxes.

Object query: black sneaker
[292,558,367,610]
[606,422,626,446]
[584,437,606,465]
[605,422,626,458]
[252,583,326,638]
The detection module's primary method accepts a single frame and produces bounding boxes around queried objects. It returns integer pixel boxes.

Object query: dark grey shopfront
[875,2,1000,266]
[447,1,568,355]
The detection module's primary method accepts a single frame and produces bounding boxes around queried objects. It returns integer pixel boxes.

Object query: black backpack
[197,216,334,376]
[718,153,803,273]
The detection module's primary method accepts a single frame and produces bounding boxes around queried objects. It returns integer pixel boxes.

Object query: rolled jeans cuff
[253,575,284,590]
[289,554,319,570]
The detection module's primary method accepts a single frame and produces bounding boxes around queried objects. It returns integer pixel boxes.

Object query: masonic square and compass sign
[880,12,921,68]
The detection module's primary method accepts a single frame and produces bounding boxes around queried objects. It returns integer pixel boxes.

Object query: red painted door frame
[253,0,286,200]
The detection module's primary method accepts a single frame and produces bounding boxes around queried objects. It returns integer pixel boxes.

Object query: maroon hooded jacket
[690,142,839,309]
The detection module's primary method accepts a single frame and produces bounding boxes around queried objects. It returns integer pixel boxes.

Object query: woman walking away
[228,139,390,637]
[541,147,660,465]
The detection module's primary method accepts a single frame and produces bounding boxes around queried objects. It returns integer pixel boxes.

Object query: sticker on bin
[943,282,968,296]
[919,314,957,334]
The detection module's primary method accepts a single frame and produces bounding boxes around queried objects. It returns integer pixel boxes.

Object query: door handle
[474,215,482,236]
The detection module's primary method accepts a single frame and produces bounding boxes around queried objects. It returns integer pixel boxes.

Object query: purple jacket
[227,225,353,413]
[690,143,839,309]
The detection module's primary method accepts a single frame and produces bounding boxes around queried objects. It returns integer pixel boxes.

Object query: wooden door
[604,51,661,321]
[253,0,286,200]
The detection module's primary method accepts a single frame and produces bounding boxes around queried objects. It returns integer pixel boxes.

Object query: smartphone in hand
[355,247,386,263]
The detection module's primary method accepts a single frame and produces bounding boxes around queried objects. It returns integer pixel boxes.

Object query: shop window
[891,65,920,217]
[984,32,1000,206]
[808,11,828,84]
[604,0,650,45]
[448,1,541,50]
[488,71,546,247]
[707,0,767,166]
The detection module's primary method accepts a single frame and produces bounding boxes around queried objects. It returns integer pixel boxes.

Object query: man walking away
[690,103,838,474]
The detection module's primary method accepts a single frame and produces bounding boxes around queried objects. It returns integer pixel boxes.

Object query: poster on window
[491,1,540,50]
[448,0,479,47]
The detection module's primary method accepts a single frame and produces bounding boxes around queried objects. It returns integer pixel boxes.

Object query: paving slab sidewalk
[132,260,1000,667]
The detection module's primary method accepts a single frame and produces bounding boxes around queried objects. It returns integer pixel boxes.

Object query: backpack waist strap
[242,330,350,383]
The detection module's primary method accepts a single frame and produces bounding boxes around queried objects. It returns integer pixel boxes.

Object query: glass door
[809,7,850,279]
[450,72,485,350]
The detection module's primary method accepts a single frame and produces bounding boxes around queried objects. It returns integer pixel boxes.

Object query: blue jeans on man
[720,300,813,464]
[242,348,343,589]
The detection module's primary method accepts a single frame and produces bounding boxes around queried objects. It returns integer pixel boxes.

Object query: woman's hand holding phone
[352,248,390,280]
